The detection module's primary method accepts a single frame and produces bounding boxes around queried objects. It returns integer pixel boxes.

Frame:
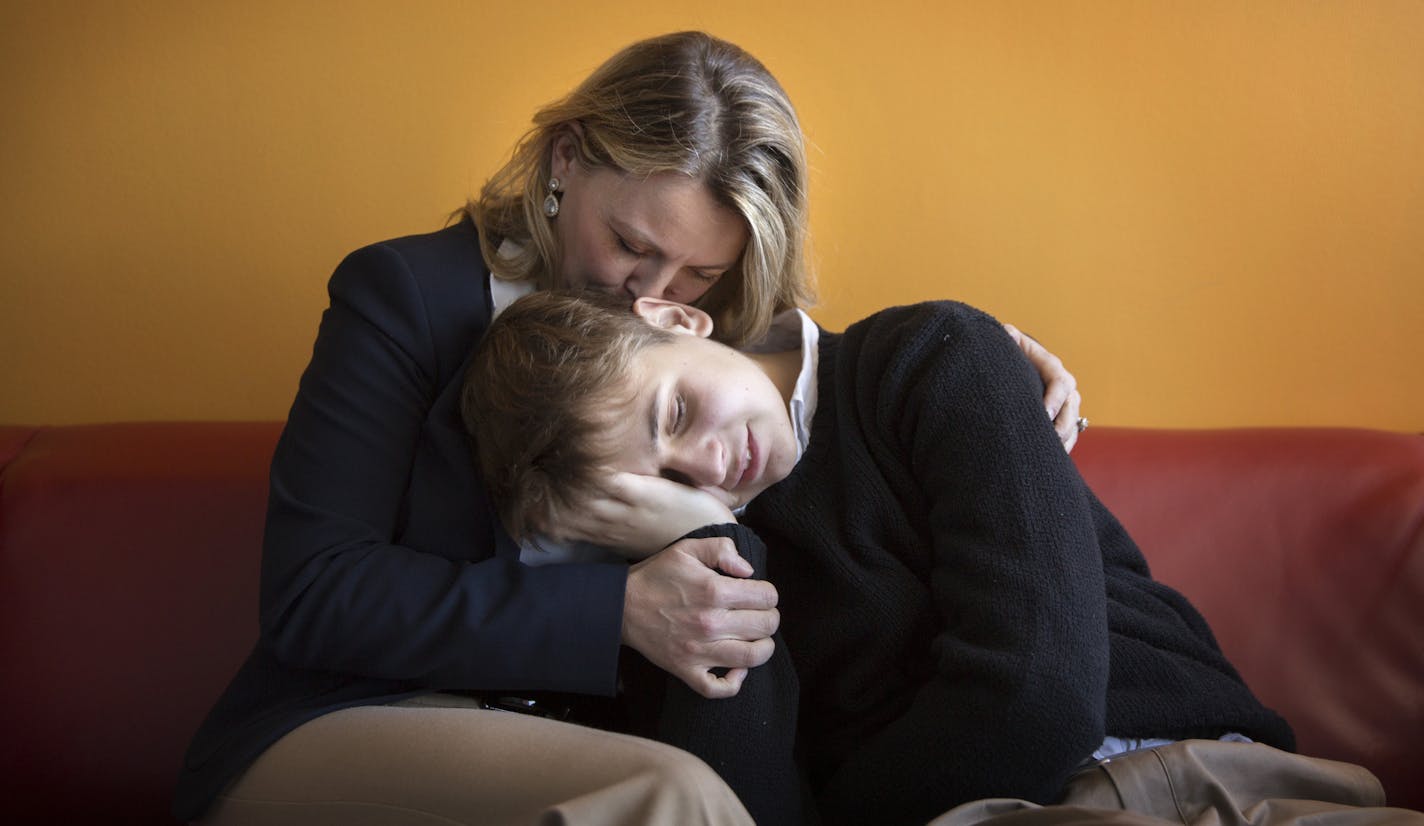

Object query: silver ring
[1075,417,1090,433]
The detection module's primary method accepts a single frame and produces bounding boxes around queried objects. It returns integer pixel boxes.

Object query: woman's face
[550,137,748,304]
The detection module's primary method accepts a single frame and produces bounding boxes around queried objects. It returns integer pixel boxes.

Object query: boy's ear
[631,298,714,338]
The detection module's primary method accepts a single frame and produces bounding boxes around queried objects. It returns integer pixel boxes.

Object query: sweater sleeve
[622,522,805,826]
[819,303,1109,822]
[257,240,626,693]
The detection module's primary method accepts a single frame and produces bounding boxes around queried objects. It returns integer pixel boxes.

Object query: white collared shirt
[488,271,536,321]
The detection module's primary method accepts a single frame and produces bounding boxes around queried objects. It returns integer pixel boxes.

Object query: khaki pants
[199,694,753,826]
[931,740,1422,826]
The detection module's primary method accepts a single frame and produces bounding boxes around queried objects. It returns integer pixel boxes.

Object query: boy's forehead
[584,334,721,464]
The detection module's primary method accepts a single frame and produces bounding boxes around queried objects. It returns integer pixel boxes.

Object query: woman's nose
[624,261,680,300]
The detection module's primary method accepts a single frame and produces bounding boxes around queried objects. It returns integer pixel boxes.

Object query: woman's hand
[554,471,774,698]
[622,535,779,698]
[1003,323,1084,452]
[552,471,738,558]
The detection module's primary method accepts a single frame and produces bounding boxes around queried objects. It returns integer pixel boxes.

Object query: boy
[463,290,1397,826]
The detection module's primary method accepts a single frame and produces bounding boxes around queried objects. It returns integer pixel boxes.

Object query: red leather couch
[2,422,1421,822]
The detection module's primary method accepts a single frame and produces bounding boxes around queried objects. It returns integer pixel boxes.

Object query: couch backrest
[1074,427,1424,812]
[0,422,279,823]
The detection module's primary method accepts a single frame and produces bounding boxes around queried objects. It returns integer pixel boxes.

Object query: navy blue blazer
[173,221,630,820]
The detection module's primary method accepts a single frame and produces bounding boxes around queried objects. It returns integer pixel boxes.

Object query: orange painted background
[3,1,1421,429]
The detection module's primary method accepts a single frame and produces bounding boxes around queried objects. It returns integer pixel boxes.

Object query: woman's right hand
[554,471,738,558]
[555,472,775,698]
[623,535,780,698]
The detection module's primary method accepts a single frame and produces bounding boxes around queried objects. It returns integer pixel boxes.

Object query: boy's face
[599,305,799,508]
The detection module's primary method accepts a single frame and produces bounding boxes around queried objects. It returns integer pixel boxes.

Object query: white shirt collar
[488,241,536,320]
[726,308,818,515]
[749,308,820,462]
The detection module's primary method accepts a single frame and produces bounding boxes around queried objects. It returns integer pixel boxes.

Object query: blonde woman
[175,31,1083,826]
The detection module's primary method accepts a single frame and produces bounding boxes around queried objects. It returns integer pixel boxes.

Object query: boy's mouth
[733,425,759,491]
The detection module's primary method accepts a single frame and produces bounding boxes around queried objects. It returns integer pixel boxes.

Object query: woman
[174,31,1083,825]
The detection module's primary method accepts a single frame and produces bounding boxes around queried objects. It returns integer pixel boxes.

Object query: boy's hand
[622,535,779,698]
[555,472,738,558]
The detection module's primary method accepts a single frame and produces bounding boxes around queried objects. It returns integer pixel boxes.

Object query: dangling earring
[543,177,562,218]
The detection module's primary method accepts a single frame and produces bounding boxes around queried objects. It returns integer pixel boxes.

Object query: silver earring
[543,177,561,218]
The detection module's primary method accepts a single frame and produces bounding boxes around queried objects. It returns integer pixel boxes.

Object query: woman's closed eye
[616,234,645,257]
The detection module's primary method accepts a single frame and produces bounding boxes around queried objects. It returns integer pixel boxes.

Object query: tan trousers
[199,694,754,826]
[930,740,1423,826]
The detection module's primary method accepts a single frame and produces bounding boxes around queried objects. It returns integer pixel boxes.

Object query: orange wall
[3,1,1421,429]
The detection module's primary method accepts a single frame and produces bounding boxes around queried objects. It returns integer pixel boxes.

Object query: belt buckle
[477,694,573,721]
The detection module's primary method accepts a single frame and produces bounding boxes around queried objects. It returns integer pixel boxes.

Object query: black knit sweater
[644,301,1293,826]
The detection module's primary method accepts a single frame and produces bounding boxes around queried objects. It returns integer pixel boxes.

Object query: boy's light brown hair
[462,290,677,540]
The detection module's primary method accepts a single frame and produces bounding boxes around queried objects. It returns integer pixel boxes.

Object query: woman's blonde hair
[466,31,812,346]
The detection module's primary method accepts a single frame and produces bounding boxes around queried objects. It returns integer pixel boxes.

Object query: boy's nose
[667,438,725,489]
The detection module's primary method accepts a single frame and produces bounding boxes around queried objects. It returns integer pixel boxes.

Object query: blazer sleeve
[820,304,1110,820]
[257,239,627,694]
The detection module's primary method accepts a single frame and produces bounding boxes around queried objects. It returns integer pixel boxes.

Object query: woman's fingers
[622,538,779,699]
[1004,322,1084,453]
[1053,388,1084,453]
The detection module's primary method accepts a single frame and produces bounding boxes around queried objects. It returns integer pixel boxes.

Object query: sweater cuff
[677,523,768,579]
